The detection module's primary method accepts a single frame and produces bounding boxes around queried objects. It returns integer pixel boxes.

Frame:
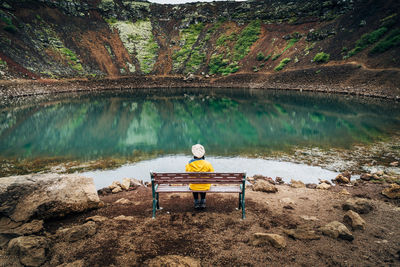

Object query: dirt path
[41,183,400,266]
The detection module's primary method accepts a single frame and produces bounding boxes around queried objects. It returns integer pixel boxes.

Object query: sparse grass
[264,54,271,61]
[104,17,117,25]
[256,52,264,61]
[370,28,400,54]
[313,52,330,63]
[380,13,397,28]
[272,38,299,61]
[1,15,17,34]
[208,54,239,75]
[233,20,261,61]
[0,59,6,67]
[60,48,78,62]
[274,58,291,71]
[345,27,388,58]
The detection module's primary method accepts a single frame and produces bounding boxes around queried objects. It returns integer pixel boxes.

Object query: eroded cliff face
[0,0,399,80]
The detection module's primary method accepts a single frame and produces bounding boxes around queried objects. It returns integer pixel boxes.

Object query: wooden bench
[150,172,246,219]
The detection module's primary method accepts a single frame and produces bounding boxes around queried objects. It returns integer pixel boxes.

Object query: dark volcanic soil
[41,183,400,266]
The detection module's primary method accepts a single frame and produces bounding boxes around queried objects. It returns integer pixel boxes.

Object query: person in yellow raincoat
[185,144,214,209]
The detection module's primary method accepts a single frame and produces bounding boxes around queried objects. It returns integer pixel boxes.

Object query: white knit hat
[191,144,205,158]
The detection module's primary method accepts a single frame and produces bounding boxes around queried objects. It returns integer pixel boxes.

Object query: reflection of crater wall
[0,91,399,160]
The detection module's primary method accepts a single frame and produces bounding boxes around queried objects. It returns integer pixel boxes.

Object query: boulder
[121,178,131,190]
[275,177,284,184]
[382,184,400,199]
[97,187,111,196]
[144,255,201,267]
[306,183,317,189]
[343,210,366,230]
[319,180,332,185]
[112,186,123,193]
[284,228,321,240]
[250,233,286,248]
[115,198,132,205]
[0,174,101,222]
[290,179,305,188]
[316,183,331,190]
[56,221,96,242]
[342,198,374,214]
[109,181,122,190]
[0,218,43,235]
[360,173,372,181]
[280,198,295,205]
[56,260,85,267]
[253,180,278,193]
[130,178,143,187]
[320,221,354,241]
[7,235,49,267]
[333,174,350,184]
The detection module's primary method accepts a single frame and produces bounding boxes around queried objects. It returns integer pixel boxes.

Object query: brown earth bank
[3,181,399,267]
[1,64,400,101]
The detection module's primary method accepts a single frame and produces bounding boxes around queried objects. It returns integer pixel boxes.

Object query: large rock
[250,233,286,248]
[144,255,201,267]
[316,183,331,190]
[382,183,400,199]
[0,217,43,235]
[333,174,350,184]
[56,221,96,242]
[342,198,374,214]
[121,178,131,190]
[7,235,49,267]
[320,221,354,241]
[343,210,366,230]
[253,180,278,193]
[0,174,101,222]
[290,179,305,188]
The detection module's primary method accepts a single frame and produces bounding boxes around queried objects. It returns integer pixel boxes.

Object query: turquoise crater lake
[1,88,399,185]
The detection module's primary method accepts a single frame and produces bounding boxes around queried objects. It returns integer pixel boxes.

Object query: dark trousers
[193,192,206,200]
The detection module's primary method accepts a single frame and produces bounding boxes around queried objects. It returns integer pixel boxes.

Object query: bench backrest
[151,172,246,184]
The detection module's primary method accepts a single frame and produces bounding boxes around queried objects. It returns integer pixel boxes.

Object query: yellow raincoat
[185,158,214,191]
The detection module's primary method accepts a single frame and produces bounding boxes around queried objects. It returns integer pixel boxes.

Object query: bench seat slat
[156,185,242,193]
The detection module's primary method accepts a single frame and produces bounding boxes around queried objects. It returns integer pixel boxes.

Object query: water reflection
[0,89,399,160]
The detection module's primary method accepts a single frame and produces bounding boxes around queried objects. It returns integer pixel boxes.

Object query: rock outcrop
[343,210,366,230]
[0,174,101,223]
[7,235,49,267]
[342,198,374,214]
[253,180,278,193]
[55,221,96,242]
[382,183,400,199]
[320,221,354,241]
[250,233,286,248]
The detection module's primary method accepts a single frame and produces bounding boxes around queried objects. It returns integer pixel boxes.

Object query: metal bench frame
[151,172,246,219]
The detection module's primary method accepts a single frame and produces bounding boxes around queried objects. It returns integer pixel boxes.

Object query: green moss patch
[313,52,330,63]
[370,28,400,54]
[345,27,388,58]
[274,58,291,71]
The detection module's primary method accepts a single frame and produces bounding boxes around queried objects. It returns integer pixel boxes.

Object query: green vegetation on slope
[274,58,291,71]
[172,23,205,73]
[370,28,400,54]
[209,20,261,75]
[313,52,330,63]
[272,37,299,61]
[344,27,388,58]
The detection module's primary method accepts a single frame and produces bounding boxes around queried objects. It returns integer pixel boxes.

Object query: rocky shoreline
[1,64,400,101]
[0,172,399,266]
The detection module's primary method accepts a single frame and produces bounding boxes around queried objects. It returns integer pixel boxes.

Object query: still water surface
[1,88,399,185]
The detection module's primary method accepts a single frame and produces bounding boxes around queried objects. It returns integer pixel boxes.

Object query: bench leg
[238,193,242,210]
[242,191,246,220]
[156,193,160,210]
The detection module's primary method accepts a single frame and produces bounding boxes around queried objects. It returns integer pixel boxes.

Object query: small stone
[316,183,331,190]
[319,179,332,185]
[85,215,108,223]
[360,173,372,181]
[280,198,295,205]
[382,184,400,199]
[250,233,286,248]
[7,235,49,267]
[97,187,112,196]
[343,210,366,230]
[253,180,278,193]
[333,174,350,184]
[342,198,374,214]
[115,198,132,205]
[130,178,143,187]
[56,221,96,242]
[306,183,317,189]
[114,215,135,221]
[112,186,122,193]
[300,215,319,221]
[109,181,122,190]
[340,189,350,195]
[320,221,354,241]
[275,177,284,184]
[284,228,321,240]
[389,161,399,167]
[121,178,131,190]
[290,179,305,188]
